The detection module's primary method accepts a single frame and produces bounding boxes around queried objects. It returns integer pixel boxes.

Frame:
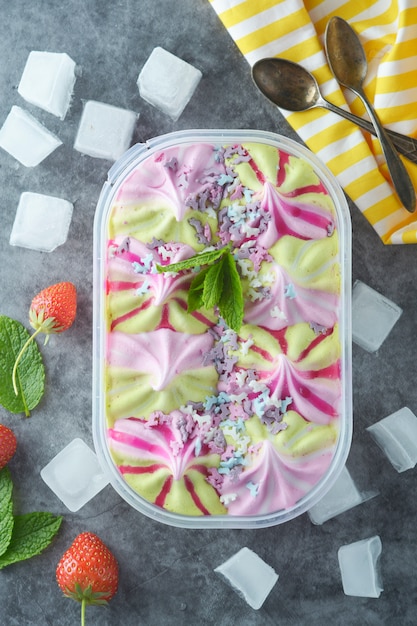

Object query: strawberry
[56,532,118,625]
[29,282,77,338]
[12,282,77,396]
[0,424,17,470]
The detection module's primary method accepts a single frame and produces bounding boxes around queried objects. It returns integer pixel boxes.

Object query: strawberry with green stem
[56,532,119,625]
[12,282,77,396]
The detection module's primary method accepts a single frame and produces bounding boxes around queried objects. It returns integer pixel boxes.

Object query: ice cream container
[93,129,352,528]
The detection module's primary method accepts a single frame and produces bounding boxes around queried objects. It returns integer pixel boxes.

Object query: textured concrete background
[0,1,416,624]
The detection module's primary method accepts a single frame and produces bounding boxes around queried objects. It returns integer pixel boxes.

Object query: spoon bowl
[325,19,367,88]
[252,58,320,112]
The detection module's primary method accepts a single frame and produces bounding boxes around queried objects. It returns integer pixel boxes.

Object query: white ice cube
[0,106,62,167]
[215,547,278,610]
[367,407,417,472]
[308,466,378,525]
[18,51,76,120]
[338,536,383,598]
[74,100,138,161]
[137,47,202,121]
[40,438,109,512]
[352,280,402,352]
[10,191,73,252]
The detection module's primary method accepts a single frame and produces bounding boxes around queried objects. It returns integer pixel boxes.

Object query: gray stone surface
[0,1,416,624]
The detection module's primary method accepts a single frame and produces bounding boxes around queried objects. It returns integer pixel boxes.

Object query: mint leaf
[0,469,62,570]
[187,267,209,313]
[0,502,13,559]
[218,251,244,332]
[0,468,14,557]
[157,246,228,273]
[0,512,62,570]
[0,467,13,510]
[0,316,45,416]
[203,258,226,310]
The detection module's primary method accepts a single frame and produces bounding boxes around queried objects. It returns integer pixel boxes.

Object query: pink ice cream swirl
[232,145,335,248]
[107,328,215,392]
[108,413,223,514]
[249,328,341,426]
[257,181,335,248]
[243,261,339,331]
[106,235,214,332]
[219,438,334,515]
[114,143,227,221]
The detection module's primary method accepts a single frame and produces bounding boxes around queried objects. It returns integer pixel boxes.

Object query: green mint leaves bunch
[0,466,62,569]
[157,245,244,332]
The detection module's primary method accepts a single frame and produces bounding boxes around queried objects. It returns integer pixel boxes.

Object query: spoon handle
[355,88,415,212]
[320,98,417,165]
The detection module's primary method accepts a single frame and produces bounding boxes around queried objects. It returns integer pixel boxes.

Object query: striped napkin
[208,0,417,244]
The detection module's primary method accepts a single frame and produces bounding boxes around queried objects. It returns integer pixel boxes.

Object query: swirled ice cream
[101,135,348,520]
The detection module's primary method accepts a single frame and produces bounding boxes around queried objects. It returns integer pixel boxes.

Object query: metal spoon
[251,57,417,165]
[325,16,415,213]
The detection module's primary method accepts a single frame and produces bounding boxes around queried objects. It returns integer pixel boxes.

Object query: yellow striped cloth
[208,0,417,244]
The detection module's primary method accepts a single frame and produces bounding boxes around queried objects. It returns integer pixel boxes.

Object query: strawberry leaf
[0,511,62,570]
[0,316,45,416]
[65,583,110,606]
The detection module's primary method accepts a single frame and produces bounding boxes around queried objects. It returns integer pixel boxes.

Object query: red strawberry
[29,282,77,337]
[12,282,77,396]
[56,532,118,623]
[0,424,17,470]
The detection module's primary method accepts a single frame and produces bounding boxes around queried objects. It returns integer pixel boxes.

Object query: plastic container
[93,129,352,528]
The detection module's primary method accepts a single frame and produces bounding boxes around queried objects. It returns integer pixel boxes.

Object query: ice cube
[137,46,202,121]
[0,106,62,167]
[352,280,402,352]
[74,100,138,161]
[338,536,383,598]
[40,438,109,512]
[18,51,77,120]
[9,192,73,252]
[214,547,278,610]
[367,407,417,472]
[308,466,378,525]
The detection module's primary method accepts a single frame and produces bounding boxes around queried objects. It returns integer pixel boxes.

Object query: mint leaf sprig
[157,245,244,332]
[0,316,45,417]
[0,467,62,569]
